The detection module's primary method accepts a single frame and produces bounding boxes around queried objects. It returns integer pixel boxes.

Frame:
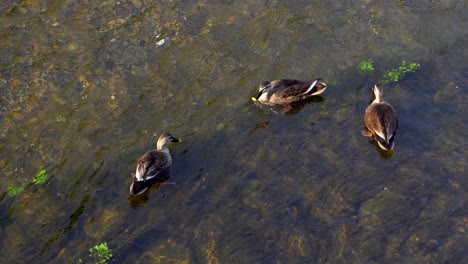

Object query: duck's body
[130,132,181,195]
[252,78,327,105]
[362,85,398,151]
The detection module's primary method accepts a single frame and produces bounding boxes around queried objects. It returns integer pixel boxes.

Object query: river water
[0,1,466,263]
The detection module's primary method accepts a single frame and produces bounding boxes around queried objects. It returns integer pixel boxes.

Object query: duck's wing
[272,79,324,99]
[272,80,310,97]
[135,151,170,181]
[366,103,397,142]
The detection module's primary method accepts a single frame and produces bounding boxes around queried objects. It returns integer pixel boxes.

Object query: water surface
[0,1,466,263]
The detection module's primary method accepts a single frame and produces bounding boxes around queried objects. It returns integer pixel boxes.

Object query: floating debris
[156,39,166,46]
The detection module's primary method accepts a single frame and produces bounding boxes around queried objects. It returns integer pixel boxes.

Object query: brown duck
[252,78,327,105]
[362,85,398,151]
[130,132,181,195]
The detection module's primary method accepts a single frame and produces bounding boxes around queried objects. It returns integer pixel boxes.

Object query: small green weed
[359,59,375,73]
[358,59,420,84]
[32,169,48,184]
[6,184,26,197]
[382,60,420,84]
[84,242,112,264]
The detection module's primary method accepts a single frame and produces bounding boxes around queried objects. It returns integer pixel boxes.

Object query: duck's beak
[252,88,265,102]
[171,137,182,143]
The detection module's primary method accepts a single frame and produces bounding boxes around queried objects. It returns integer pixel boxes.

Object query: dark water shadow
[127,176,174,208]
[247,121,271,136]
[0,194,15,225]
[252,95,325,116]
[364,137,395,159]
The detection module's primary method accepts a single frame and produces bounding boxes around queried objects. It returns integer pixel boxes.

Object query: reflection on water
[364,139,395,159]
[253,95,325,115]
[128,180,178,208]
[0,0,466,263]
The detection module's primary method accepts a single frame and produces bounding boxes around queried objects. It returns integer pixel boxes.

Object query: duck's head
[252,81,272,101]
[372,84,384,104]
[157,132,181,150]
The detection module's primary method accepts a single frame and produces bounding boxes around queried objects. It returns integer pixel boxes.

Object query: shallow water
[0,1,467,263]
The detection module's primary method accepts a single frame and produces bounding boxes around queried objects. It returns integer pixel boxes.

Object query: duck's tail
[301,78,327,96]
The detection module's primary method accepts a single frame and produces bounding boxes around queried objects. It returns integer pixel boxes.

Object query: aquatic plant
[359,59,375,73]
[32,169,48,184]
[6,184,26,197]
[358,59,420,84]
[382,60,420,84]
[79,242,112,264]
[5,169,47,197]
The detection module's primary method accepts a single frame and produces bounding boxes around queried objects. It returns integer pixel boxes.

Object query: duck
[251,78,327,105]
[361,85,398,151]
[130,132,181,195]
